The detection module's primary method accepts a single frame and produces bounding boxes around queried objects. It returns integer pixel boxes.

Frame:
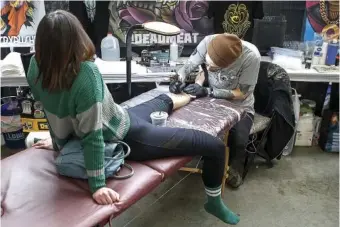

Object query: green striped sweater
[27,57,131,193]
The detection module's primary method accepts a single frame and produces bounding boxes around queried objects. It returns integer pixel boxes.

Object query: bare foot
[167,92,191,110]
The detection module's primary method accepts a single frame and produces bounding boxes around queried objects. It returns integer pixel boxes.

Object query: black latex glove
[183,83,208,98]
[169,80,185,94]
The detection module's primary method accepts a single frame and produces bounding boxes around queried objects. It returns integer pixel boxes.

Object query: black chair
[243,61,294,179]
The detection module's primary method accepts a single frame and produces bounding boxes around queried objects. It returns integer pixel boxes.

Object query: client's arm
[27,57,57,150]
[75,64,119,205]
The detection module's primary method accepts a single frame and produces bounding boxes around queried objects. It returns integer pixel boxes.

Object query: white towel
[94,57,149,75]
[0,52,25,77]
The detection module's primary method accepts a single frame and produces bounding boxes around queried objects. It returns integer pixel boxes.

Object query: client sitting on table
[27,10,240,225]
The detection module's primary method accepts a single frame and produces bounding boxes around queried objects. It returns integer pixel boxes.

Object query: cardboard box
[21,118,49,132]
[295,131,314,146]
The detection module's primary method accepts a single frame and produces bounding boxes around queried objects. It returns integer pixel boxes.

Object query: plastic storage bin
[295,131,314,146]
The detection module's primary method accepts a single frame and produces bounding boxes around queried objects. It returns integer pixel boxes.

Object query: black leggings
[124,94,225,188]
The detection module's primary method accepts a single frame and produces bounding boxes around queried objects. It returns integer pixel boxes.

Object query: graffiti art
[306,0,339,40]
[1,0,45,44]
[108,0,213,45]
[1,0,36,36]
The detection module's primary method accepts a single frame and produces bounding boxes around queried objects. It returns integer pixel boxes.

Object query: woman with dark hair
[28,10,240,225]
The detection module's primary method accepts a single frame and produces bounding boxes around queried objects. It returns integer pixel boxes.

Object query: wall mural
[304,0,339,41]
[108,0,213,45]
[2,1,330,47]
[1,0,45,45]
[222,3,251,39]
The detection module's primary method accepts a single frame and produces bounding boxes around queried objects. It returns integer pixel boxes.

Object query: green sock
[204,186,240,225]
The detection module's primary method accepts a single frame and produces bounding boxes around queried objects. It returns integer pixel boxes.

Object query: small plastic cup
[150,111,168,127]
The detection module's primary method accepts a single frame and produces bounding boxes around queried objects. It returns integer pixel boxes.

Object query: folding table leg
[221,131,230,196]
[179,167,202,173]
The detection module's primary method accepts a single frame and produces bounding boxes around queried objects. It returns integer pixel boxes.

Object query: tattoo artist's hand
[169,80,186,94]
[93,187,120,205]
[32,138,54,150]
[183,83,208,98]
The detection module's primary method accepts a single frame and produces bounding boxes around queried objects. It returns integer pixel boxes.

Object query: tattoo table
[1,87,245,227]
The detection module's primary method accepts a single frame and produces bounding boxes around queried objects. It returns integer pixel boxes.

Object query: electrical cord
[246,133,258,154]
[122,157,203,227]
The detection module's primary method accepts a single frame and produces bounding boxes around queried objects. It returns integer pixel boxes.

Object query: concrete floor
[111,147,339,227]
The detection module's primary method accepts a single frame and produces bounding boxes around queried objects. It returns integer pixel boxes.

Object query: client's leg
[227,113,254,188]
[167,93,191,110]
[127,93,190,122]
[124,114,240,225]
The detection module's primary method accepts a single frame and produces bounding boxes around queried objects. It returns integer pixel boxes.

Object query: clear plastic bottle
[170,41,178,62]
[101,33,120,61]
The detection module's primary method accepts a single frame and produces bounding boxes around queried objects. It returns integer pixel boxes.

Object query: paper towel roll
[319,42,328,65]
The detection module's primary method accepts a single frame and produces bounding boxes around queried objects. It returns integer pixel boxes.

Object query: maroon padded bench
[1,88,244,227]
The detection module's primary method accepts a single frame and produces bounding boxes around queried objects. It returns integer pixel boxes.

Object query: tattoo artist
[170,33,261,188]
